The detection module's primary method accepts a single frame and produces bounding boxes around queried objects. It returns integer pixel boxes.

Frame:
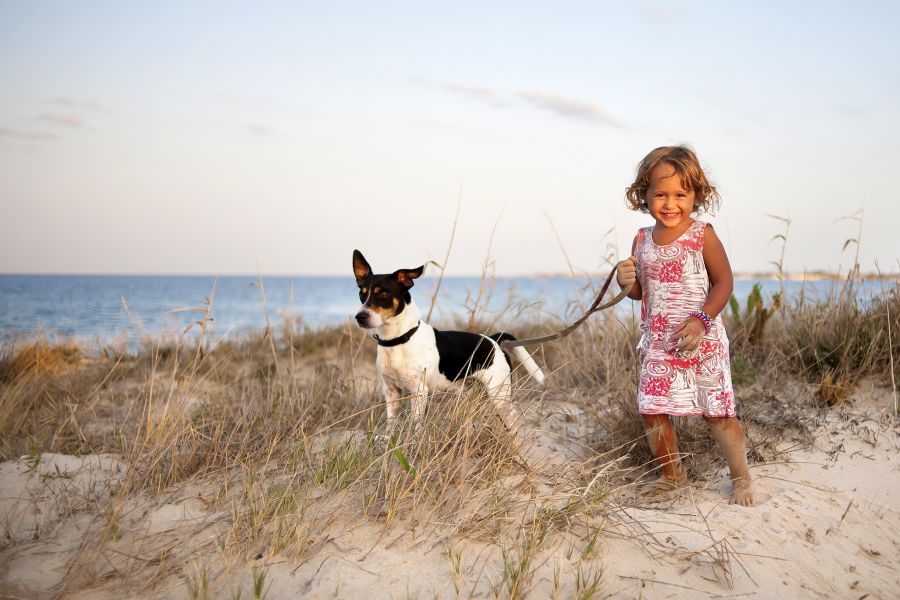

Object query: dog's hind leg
[477,364,520,432]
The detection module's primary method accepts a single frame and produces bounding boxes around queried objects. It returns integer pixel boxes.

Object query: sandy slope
[1,383,897,599]
[596,393,899,599]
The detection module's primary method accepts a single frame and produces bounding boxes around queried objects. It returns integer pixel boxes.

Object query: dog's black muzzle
[355,310,373,328]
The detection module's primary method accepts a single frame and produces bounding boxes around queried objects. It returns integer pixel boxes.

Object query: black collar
[374,322,420,347]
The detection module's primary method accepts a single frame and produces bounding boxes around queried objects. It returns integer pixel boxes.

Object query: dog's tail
[490,333,546,386]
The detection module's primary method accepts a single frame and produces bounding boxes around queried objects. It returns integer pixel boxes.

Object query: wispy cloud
[36,113,86,128]
[32,96,109,131]
[245,123,277,136]
[50,96,105,112]
[640,3,678,22]
[517,91,623,127]
[413,77,508,108]
[442,82,507,107]
[839,105,867,117]
[0,126,57,141]
[415,76,622,127]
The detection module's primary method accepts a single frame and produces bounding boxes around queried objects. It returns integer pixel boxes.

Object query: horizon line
[1,269,897,280]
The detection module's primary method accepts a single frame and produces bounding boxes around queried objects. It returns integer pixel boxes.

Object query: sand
[1,382,897,599]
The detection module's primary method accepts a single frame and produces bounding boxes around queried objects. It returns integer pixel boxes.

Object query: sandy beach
[1,336,897,599]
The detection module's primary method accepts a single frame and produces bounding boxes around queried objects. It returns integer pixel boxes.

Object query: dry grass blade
[460,209,503,331]
[426,190,462,322]
[254,261,279,371]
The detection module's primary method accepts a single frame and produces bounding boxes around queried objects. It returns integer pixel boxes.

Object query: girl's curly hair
[625,145,720,214]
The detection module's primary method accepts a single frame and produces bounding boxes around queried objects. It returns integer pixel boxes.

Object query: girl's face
[645,162,695,231]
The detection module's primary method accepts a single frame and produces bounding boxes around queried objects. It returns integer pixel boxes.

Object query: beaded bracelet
[689,310,713,334]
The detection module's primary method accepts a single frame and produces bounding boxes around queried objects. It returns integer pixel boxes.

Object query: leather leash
[500,265,631,349]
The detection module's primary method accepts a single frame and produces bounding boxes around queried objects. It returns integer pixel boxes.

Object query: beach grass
[0,269,897,597]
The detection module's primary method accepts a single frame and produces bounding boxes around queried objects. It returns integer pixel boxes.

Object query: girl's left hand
[672,317,706,351]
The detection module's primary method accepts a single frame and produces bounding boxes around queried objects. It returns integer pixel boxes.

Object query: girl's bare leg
[704,416,754,506]
[642,414,687,493]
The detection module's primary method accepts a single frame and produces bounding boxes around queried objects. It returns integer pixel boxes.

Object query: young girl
[615,146,754,506]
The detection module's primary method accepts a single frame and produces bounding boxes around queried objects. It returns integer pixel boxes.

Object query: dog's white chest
[375,329,445,391]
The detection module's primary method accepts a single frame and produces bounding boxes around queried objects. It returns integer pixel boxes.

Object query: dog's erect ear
[353,250,372,286]
[394,265,425,288]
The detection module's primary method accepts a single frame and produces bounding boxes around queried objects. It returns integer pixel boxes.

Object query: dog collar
[374,322,421,347]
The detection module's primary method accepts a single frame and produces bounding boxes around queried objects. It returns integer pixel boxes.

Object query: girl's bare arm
[701,224,733,318]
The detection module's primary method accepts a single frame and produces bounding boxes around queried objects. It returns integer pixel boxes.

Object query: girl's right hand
[616,256,638,289]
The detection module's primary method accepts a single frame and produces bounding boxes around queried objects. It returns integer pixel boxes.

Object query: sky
[1,1,898,277]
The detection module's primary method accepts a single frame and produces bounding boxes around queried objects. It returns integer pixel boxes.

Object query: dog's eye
[377,291,390,298]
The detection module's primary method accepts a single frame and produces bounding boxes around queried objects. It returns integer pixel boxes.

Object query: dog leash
[500,264,631,349]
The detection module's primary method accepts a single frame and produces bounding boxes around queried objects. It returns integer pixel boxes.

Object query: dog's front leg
[411,371,429,423]
[381,379,403,424]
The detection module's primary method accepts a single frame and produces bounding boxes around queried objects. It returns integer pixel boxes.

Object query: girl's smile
[646,162,696,240]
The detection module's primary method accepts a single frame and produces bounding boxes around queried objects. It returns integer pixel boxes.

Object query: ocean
[0,274,886,346]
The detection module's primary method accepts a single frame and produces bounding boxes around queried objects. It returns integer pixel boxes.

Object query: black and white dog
[353,250,545,426]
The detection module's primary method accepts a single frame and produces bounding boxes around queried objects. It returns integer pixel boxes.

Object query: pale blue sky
[1,1,897,276]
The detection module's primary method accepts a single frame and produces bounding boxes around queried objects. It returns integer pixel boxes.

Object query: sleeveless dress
[635,220,736,417]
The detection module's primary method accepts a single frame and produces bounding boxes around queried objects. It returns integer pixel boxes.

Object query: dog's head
[352,250,424,329]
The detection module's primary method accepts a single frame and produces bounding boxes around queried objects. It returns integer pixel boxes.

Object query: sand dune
[2,379,896,599]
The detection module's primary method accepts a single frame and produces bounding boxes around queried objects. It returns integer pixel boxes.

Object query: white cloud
[245,123,277,136]
[50,96,105,112]
[415,77,621,126]
[413,77,508,107]
[516,91,623,127]
[0,126,57,140]
[36,113,85,128]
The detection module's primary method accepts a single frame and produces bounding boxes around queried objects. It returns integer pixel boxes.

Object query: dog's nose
[355,311,369,326]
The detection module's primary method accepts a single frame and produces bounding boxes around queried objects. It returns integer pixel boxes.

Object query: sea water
[0,274,888,346]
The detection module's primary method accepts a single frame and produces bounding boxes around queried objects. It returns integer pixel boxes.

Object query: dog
[352,249,545,427]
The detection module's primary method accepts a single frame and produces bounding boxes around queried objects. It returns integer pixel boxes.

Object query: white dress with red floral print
[635,221,736,417]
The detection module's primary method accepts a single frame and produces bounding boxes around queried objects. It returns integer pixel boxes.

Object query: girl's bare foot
[729,478,754,506]
[642,463,687,497]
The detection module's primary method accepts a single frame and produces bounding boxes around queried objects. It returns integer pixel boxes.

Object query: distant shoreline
[1,271,898,281]
[731,271,898,282]
[531,270,899,281]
